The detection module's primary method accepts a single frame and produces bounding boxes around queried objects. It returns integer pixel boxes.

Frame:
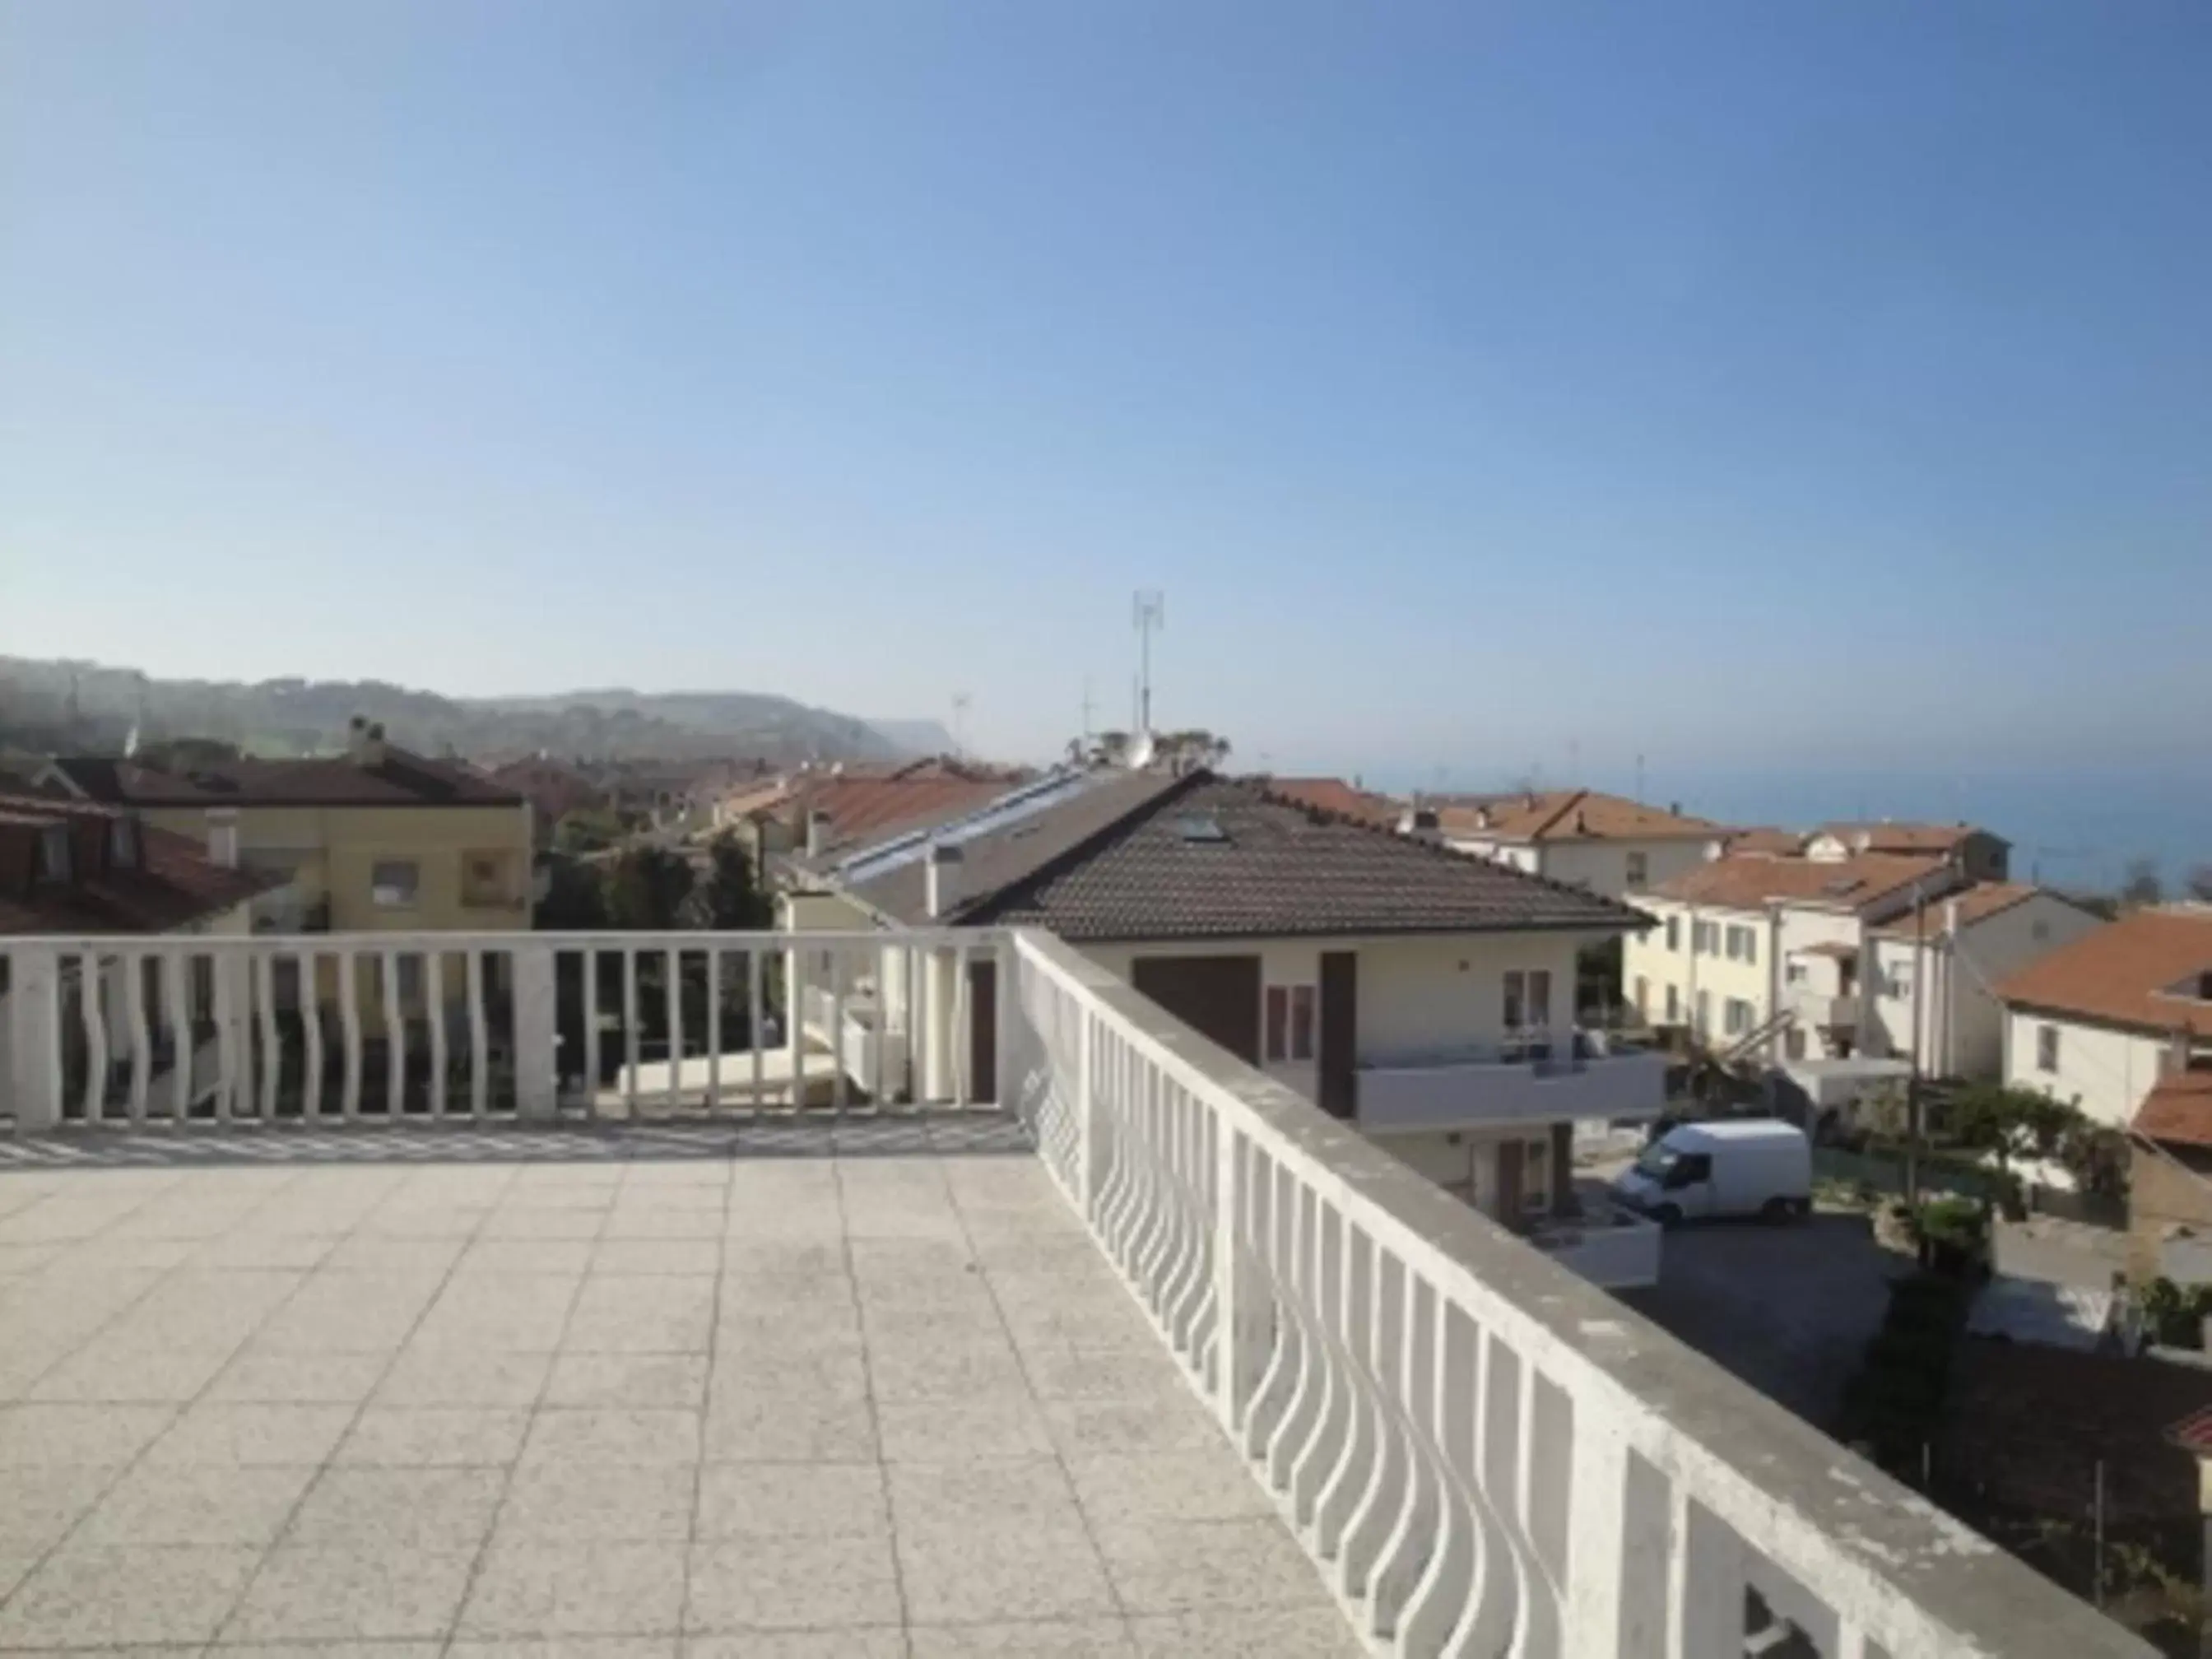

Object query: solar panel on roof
[832,767,1108,885]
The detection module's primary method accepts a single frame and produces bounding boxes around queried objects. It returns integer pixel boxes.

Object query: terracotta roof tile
[51,750,521,808]
[1814,820,2008,854]
[1435,789,1726,843]
[1265,777,1404,829]
[795,774,1011,851]
[0,794,284,935]
[1997,908,2212,1037]
[2134,1071,2212,1149]
[1649,851,1958,916]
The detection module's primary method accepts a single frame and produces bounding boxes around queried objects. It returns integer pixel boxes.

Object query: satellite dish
[1126,730,1156,771]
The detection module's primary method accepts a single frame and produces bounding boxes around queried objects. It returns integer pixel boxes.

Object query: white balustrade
[1002,927,2146,1659]
[2,929,1000,1131]
[0,923,2156,1656]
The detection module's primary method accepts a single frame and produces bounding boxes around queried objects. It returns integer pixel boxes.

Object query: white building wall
[1864,895,2105,1080]
[1536,838,1714,901]
[2005,1010,2170,1128]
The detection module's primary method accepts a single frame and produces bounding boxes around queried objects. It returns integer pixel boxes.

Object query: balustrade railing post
[1211,1122,1262,1431]
[1563,1410,1666,1658]
[7,943,63,1132]
[1076,1006,1097,1217]
[513,944,559,1119]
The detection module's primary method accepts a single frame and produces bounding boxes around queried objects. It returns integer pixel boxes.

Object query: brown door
[968,957,997,1104]
[1317,950,1357,1120]
[1132,955,1262,1064]
[1496,1140,1526,1222]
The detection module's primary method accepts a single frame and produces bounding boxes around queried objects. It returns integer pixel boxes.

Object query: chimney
[806,811,832,860]
[348,717,388,769]
[925,843,964,919]
[1669,802,1681,816]
[206,807,239,869]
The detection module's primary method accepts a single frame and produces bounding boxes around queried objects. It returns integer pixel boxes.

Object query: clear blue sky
[5,2,2208,782]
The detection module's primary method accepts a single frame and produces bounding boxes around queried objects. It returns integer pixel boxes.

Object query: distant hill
[0,656,908,765]
[866,718,959,757]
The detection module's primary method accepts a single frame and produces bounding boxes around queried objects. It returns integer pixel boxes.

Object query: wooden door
[1132,955,1262,1065]
[1317,950,1358,1120]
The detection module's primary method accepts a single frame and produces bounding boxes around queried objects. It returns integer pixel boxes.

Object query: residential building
[723,759,1015,867]
[1859,883,2106,1078]
[1625,849,1968,1057]
[37,723,532,936]
[2126,1070,2212,1281]
[1807,820,2011,881]
[2000,905,2212,1130]
[1262,774,1404,830]
[482,754,604,830]
[781,767,1664,1273]
[1432,788,1729,899]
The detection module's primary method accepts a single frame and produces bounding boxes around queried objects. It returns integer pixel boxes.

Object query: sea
[1361,764,2211,897]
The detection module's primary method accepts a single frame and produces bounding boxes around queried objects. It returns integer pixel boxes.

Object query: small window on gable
[1265,986,1288,1062]
[109,816,141,871]
[35,824,72,884]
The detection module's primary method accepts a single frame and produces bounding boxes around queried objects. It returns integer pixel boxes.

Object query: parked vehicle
[1612,1119,1812,1225]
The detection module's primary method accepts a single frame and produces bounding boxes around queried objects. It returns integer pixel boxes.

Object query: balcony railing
[1357,1029,1669,1133]
[0,927,2149,1658]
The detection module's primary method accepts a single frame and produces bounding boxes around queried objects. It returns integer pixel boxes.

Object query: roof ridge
[1527,788,1587,840]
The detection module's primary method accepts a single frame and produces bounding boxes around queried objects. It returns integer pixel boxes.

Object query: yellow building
[39,732,532,936]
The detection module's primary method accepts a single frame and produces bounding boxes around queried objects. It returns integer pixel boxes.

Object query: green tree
[553,807,627,855]
[1949,1082,2084,1181]
[534,853,607,931]
[686,833,772,930]
[602,846,695,931]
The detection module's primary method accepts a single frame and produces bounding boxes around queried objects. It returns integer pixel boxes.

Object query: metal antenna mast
[1132,590,1164,735]
[950,692,971,759]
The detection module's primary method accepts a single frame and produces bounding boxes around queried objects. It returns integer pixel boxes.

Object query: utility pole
[1905,876,1929,1206]
[1132,590,1164,735]
[1079,679,1093,751]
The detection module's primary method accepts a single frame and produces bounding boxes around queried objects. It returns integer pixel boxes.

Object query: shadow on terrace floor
[0,1111,1034,1170]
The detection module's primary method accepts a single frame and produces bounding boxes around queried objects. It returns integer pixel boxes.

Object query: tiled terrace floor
[0,1122,1359,1657]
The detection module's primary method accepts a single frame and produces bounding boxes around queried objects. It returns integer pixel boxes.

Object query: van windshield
[1632,1142,1680,1181]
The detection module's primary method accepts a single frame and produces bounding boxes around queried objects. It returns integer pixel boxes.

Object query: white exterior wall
[2004,1010,2171,1128]
[1442,836,1541,876]
[1625,896,1773,1042]
[1445,837,1711,901]
[1076,930,1601,1104]
[1864,895,2105,1080]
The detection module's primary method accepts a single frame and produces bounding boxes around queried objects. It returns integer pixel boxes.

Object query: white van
[1611,1120,1812,1225]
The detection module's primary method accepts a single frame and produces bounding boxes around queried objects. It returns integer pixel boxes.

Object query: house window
[2037,1024,2061,1074]
[1625,852,1648,890]
[1785,961,1807,986]
[1665,917,1680,953]
[1886,969,1912,998]
[35,824,72,884]
[1724,998,1754,1036]
[109,816,141,870]
[1741,929,1757,966]
[1290,985,1316,1062]
[462,851,509,907]
[370,860,420,908]
[1722,925,1759,964]
[1523,1137,1550,1212]
[1633,976,1648,1017]
[1503,969,1553,1035]
[1785,1027,1807,1060]
[1695,989,1711,1036]
[1665,983,1680,1022]
[1266,985,1317,1063]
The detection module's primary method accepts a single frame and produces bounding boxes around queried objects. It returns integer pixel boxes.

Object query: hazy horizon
[7,3,2209,780]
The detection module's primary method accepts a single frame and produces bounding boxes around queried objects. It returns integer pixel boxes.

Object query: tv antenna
[1132,590,1164,735]
[950,692,971,759]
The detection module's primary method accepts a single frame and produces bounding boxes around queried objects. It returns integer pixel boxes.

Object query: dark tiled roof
[1265,777,1404,830]
[0,795,285,935]
[51,750,522,808]
[840,771,1183,925]
[849,772,1645,941]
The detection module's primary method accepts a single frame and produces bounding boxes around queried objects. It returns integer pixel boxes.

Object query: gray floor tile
[543,1352,709,1409]
[893,1517,1117,1625]
[562,1277,715,1353]
[908,1620,1139,1657]
[1065,1446,1274,1528]
[694,1461,887,1540]
[458,1538,687,1638]
[375,1342,555,1407]
[0,1544,263,1647]
[498,1460,697,1540]
[684,1535,902,1633]
[886,1456,1083,1531]
[1094,1517,1333,1614]
[703,1390,876,1462]
[867,1336,1030,1403]
[286,1465,509,1550]
[1040,1396,1224,1458]
[875,1395,1055,1462]
[223,1540,478,1642]
[684,1633,903,1659]
[0,1463,120,1550]
[76,1460,318,1547]
[592,1239,722,1275]
[337,1406,532,1466]
[206,1346,392,1404]
[521,1407,702,1466]
[148,1401,356,1467]
[26,1336,238,1403]
[0,1402,176,1466]
[459,1238,600,1275]
[452,1641,676,1658]
[1126,1606,1364,1657]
